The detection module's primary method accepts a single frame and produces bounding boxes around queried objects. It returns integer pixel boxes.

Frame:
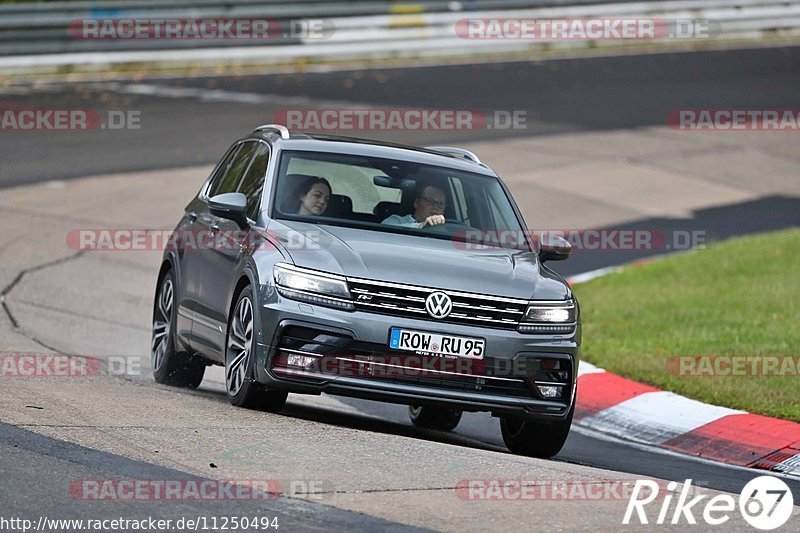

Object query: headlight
[273,264,354,311]
[518,299,577,334]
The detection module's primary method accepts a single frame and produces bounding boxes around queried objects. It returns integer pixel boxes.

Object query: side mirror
[209,192,248,228]
[537,232,571,262]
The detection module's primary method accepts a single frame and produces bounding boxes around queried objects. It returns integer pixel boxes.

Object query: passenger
[382,184,447,229]
[287,177,331,216]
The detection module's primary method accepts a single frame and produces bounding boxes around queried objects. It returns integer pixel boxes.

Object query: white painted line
[97,82,374,109]
[579,391,745,446]
[567,266,621,286]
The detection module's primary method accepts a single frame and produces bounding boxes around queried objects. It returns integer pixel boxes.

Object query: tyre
[225,285,287,413]
[408,405,462,431]
[500,404,574,458]
[152,270,205,388]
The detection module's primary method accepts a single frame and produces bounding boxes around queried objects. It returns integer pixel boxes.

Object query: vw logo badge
[425,291,452,319]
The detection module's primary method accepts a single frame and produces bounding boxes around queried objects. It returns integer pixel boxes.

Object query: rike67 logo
[624,476,794,529]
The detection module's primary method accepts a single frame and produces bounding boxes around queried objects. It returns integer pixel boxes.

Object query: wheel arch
[156,252,180,289]
[228,267,258,321]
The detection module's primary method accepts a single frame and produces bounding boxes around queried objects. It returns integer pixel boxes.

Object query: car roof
[245,130,499,177]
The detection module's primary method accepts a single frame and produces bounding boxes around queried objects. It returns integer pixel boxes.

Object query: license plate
[389,328,484,359]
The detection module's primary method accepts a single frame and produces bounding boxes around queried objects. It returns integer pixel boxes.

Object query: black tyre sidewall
[409,405,463,431]
[152,270,205,388]
[500,404,574,458]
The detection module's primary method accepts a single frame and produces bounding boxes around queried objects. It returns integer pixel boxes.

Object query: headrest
[327,194,353,216]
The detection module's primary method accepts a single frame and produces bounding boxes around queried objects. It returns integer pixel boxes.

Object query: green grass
[572,228,800,421]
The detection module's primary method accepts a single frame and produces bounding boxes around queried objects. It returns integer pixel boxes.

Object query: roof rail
[426,146,482,165]
[253,123,290,139]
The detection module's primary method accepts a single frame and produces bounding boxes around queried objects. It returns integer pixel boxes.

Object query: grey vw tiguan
[152,124,580,458]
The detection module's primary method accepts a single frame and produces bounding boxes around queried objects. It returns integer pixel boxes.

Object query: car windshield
[271,149,530,251]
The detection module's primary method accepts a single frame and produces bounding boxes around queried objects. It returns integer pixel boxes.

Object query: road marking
[567,266,621,286]
[90,81,380,110]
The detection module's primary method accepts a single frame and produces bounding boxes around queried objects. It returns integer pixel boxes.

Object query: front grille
[347,277,527,329]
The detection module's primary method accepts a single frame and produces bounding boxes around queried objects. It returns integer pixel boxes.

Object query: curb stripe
[578,391,743,446]
[575,365,800,477]
[577,360,605,377]
[574,371,658,420]
[662,414,800,466]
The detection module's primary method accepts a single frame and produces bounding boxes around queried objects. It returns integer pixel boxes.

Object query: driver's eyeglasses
[420,196,446,209]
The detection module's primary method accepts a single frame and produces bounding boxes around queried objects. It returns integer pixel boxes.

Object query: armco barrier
[0,0,798,74]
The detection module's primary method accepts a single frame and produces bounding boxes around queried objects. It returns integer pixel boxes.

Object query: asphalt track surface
[1,46,799,528]
[1,45,799,188]
[0,422,422,532]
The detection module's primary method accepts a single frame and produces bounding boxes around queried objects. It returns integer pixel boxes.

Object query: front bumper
[254,285,580,421]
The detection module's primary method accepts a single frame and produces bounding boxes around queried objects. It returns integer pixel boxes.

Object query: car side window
[237,143,270,222]
[208,141,258,198]
[205,144,240,196]
[485,188,517,232]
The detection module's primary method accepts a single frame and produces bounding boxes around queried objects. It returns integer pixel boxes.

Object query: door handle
[210,223,220,234]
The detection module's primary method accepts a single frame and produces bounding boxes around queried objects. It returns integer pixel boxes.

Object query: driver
[382,184,447,229]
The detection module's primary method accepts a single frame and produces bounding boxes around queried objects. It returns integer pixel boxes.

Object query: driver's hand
[421,215,446,227]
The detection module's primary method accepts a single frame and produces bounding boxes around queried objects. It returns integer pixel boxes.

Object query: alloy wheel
[226,295,253,397]
[151,277,173,372]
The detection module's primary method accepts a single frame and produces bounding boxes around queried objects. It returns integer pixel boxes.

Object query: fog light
[537,385,562,399]
[287,354,317,368]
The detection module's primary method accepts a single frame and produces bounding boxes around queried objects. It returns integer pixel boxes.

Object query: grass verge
[572,228,800,421]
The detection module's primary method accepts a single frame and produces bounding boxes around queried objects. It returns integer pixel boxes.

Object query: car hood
[267,220,570,300]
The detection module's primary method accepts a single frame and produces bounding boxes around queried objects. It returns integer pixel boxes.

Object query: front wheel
[500,404,574,458]
[225,286,287,413]
[409,405,462,431]
[151,270,205,388]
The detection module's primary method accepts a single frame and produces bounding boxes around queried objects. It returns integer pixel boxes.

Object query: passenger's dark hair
[298,176,331,199]
[282,176,331,213]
